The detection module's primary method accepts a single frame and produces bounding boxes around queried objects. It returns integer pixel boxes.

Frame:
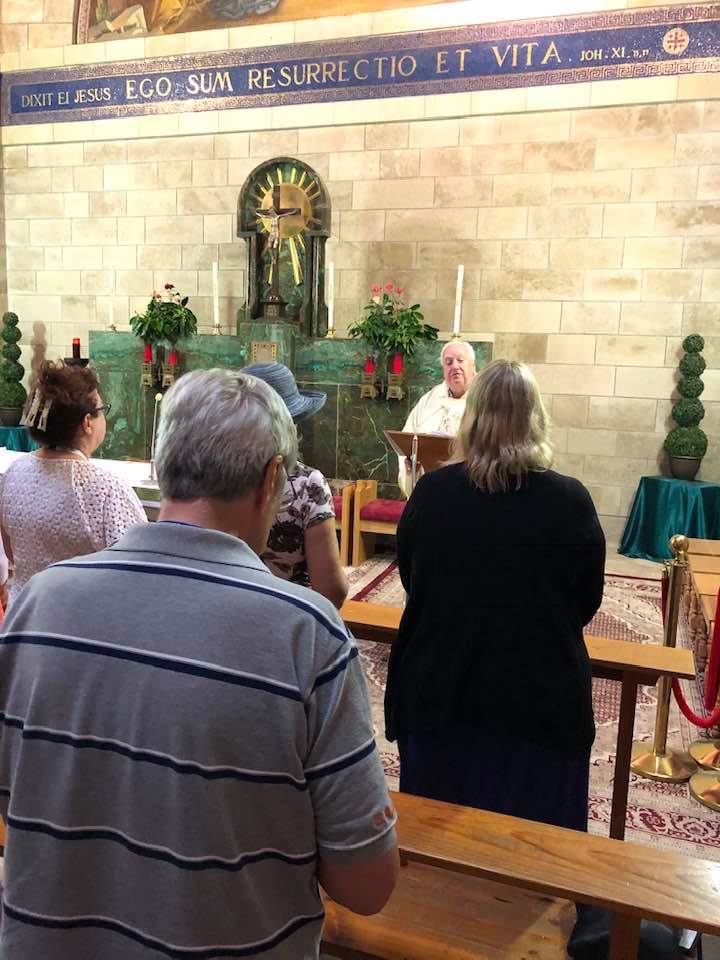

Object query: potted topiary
[0,312,27,427]
[664,333,708,481]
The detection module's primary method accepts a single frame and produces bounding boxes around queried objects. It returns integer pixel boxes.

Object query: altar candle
[327,262,335,332]
[143,343,153,363]
[72,338,81,359]
[212,261,220,332]
[168,348,178,366]
[453,264,464,336]
[364,356,376,375]
[391,353,403,375]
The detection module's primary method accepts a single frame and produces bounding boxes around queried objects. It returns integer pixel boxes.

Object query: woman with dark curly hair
[243,362,348,609]
[0,361,146,607]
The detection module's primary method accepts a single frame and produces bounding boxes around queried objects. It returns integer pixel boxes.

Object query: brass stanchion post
[630,534,697,783]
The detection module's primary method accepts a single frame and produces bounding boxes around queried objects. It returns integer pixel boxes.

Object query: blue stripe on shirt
[305,738,377,781]
[0,712,308,790]
[8,816,317,873]
[55,559,351,648]
[3,901,325,959]
[0,634,304,702]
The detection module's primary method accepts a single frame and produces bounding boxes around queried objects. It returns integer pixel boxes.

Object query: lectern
[384,430,452,494]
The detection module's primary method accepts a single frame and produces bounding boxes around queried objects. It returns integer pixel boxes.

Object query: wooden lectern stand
[384,430,452,494]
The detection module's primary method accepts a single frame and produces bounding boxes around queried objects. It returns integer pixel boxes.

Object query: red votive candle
[143,344,153,363]
[364,356,376,375]
[72,338,81,359]
[168,348,178,366]
[391,353,403,375]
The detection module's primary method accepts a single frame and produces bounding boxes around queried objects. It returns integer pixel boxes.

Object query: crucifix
[253,184,300,319]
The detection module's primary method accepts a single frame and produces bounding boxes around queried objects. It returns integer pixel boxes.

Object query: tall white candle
[327,262,335,332]
[212,261,220,331]
[453,264,464,336]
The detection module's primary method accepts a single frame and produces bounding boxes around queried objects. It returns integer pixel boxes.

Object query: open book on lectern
[383,430,453,474]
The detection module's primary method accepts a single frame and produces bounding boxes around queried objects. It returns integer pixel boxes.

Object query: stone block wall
[1,0,719,538]
[0,0,74,55]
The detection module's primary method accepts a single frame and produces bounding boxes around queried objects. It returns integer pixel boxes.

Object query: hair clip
[36,398,53,433]
[20,389,41,428]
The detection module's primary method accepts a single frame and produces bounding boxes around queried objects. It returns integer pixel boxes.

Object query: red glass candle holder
[72,338,81,359]
[143,344,153,363]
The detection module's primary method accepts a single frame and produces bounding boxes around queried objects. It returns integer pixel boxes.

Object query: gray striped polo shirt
[0,522,396,959]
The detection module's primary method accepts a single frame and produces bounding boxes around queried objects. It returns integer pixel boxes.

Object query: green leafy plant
[0,312,27,409]
[130,283,197,346]
[664,334,707,459]
[349,283,438,360]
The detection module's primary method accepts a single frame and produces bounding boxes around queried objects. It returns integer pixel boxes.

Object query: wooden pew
[323,791,720,960]
[341,600,696,842]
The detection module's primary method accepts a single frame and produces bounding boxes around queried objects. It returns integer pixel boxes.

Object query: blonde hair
[450,359,553,494]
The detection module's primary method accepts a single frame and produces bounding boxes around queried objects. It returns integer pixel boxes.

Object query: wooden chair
[333,483,355,568]
[351,479,405,566]
[323,791,720,960]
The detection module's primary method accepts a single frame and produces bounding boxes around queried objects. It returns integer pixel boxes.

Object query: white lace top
[0,454,147,606]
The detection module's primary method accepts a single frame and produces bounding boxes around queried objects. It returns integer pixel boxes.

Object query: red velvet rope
[672,678,720,729]
[661,567,720,727]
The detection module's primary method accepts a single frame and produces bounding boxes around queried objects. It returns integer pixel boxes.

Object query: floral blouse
[262,462,335,587]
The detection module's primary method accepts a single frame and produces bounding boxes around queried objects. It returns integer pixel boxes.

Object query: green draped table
[620,475,720,562]
[0,426,37,452]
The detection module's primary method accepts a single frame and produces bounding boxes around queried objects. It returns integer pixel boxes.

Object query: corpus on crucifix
[238,157,331,335]
[253,185,301,319]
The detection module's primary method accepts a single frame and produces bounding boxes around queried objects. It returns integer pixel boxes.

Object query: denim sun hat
[243,362,327,424]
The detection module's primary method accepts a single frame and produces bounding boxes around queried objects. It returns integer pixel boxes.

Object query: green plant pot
[0,407,22,427]
[669,455,702,481]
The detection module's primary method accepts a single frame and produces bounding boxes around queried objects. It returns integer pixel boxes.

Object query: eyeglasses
[94,403,112,416]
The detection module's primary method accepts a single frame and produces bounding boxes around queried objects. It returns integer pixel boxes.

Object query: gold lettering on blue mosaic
[2,6,718,127]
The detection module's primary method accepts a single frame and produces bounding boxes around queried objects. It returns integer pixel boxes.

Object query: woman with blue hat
[243,362,348,609]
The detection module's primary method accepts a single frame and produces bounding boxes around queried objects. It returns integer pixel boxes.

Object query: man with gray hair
[397,340,477,496]
[0,369,398,960]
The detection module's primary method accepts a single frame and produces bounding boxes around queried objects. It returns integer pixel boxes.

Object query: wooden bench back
[324,792,720,960]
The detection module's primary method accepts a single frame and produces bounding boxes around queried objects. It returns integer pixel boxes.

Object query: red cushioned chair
[352,479,405,565]
[333,482,355,568]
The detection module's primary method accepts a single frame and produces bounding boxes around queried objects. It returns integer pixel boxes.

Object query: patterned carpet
[345,556,720,860]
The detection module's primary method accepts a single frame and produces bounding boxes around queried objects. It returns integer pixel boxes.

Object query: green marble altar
[90,329,492,498]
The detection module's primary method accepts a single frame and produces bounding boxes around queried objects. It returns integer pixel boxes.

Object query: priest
[397,340,476,496]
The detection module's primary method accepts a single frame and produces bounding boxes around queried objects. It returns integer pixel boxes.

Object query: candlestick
[453,264,464,337]
[146,392,163,485]
[391,353,403,375]
[143,343,153,363]
[212,261,220,335]
[364,356,376,375]
[72,338,81,360]
[168,348,178,366]
[326,262,335,338]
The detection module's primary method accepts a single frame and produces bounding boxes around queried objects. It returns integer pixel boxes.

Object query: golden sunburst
[254,166,327,286]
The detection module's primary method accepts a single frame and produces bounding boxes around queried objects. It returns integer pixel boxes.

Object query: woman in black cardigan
[384,359,605,831]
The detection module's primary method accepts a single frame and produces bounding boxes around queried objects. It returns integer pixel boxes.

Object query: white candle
[212,261,220,331]
[327,262,335,332]
[453,264,464,336]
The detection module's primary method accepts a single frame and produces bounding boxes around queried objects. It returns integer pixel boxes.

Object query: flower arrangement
[130,283,198,347]
[664,334,708,479]
[349,283,438,360]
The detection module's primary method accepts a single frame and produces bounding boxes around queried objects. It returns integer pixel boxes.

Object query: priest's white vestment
[397,382,466,497]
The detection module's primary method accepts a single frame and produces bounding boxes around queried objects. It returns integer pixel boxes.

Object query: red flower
[164,283,174,290]
[384,282,394,292]
[372,284,382,295]
[396,287,404,296]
